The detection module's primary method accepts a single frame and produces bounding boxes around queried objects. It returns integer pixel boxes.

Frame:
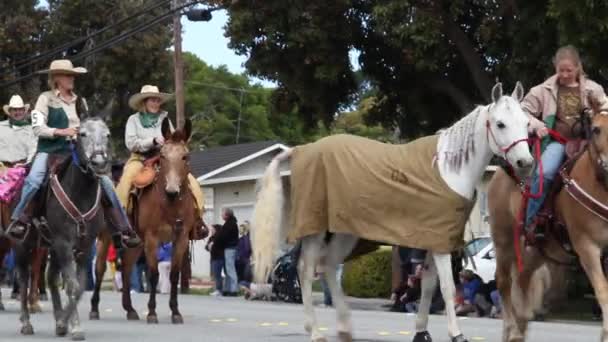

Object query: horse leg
[323,234,358,342]
[433,252,466,342]
[121,244,142,320]
[48,251,68,337]
[571,237,608,341]
[90,234,110,320]
[39,248,48,301]
[169,236,188,324]
[145,237,160,324]
[0,238,12,311]
[299,233,326,342]
[16,247,33,335]
[67,262,87,341]
[28,247,45,313]
[413,252,438,342]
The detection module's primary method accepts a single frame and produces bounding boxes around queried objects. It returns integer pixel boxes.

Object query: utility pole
[235,88,244,144]
[173,0,185,129]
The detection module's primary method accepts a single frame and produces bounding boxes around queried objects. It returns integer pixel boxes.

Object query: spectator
[214,208,239,296]
[157,242,172,294]
[206,224,224,296]
[236,221,252,284]
[456,269,482,316]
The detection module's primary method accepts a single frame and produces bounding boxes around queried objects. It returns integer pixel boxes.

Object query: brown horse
[0,169,48,315]
[91,118,196,324]
[489,111,608,342]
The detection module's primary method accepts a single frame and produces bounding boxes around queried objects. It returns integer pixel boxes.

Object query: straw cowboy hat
[3,95,30,115]
[128,85,173,111]
[38,59,88,75]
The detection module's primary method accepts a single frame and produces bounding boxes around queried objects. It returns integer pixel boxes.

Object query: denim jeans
[98,175,131,230]
[11,153,48,220]
[320,263,344,306]
[211,259,225,292]
[223,248,238,293]
[525,142,566,225]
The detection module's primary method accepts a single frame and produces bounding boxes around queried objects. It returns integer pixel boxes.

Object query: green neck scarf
[139,112,160,128]
[9,118,29,127]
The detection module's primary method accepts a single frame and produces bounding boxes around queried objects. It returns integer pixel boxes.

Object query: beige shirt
[0,120,37,163]
[124,112,173,153]
[31,90,85,137]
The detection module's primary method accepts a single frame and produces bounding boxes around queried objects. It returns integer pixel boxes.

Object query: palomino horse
[15,116,112,340]
[489,111,608,342]
[104,118,196,324]
[251,82,534,342]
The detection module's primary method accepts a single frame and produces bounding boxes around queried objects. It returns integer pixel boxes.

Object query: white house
[188,140,498,279]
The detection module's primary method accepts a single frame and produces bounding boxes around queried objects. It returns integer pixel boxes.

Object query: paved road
[0,289,601,342]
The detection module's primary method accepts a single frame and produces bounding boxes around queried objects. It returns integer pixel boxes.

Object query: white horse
[251,82,534,342]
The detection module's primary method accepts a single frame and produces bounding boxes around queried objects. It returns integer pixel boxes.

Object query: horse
[251,82,534,342]
[93,117,196,324]
[0,167,48,314]
[488,109,608,342]
[15,115,112,341]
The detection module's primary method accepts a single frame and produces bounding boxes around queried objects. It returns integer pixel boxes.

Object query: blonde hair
[47,74,58,90]
[553,45,585,77]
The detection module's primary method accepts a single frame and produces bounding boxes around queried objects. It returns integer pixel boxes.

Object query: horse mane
[438,105,483,171]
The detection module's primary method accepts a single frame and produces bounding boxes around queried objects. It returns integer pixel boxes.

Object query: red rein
[512,129,567,273]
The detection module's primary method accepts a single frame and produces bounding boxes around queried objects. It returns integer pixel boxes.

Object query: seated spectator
[456,269,482,316]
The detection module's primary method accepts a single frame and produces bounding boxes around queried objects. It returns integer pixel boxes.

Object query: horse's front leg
[433,252,467,342]
[59,251,84,340]
[48,251,65,336]
[90,234,109,320]
[571,236,608,341]
[169,233,188,324]
[413,252,438,342]
[28,247,46,313]
[324,234,358,342]
[144,236,160,324]
[121,244,142,320]
[67,263,87,341]
[16,247,34,335]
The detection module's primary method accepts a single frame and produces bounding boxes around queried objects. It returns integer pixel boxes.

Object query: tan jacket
[522,74,608,131]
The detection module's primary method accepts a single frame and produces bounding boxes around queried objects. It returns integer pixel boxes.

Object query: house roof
[190,140,287,178]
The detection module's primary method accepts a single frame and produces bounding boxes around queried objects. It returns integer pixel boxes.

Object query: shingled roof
[190,140,286,178]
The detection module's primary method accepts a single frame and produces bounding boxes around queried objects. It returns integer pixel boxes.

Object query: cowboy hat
[128,85,173,111]
[38,59,87,75]
[3,95,30,115]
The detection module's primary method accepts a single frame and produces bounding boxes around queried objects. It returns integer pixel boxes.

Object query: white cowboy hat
[38,59,87,75]
[3,95,30,115]
[128,85,173,111]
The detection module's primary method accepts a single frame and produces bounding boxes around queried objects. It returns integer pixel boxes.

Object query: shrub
[342,248,392,298]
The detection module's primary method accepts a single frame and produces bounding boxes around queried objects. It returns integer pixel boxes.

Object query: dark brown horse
[91,118,196,324]
[0,166,48,314]
[489,111,608,342]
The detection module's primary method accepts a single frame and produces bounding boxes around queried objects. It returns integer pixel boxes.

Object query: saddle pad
[288,134,475,253]
[0,166,27,203]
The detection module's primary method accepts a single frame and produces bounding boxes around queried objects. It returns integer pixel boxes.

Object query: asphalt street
[0,289,601,342]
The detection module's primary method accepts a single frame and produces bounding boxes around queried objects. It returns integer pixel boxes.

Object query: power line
[0,0,202,88]
[1,0,173,75]
[186,80,267,93]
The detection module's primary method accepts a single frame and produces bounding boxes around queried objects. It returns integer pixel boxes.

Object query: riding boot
[6,182,39,241]
[106,206,141,249]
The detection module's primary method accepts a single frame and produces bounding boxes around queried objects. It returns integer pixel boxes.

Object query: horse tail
[251,148,292,284]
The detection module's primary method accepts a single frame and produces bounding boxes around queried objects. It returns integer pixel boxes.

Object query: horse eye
[497,121,506,129]
[182,155,189,161]
[593,126,601,135]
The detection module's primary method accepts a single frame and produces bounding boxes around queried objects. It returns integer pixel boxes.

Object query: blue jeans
[11,153,49,220]
[320,263,344,306]
[211,259,225,292]
[525,142,566,226]
[223,248,238,293]
[98,175,131,228]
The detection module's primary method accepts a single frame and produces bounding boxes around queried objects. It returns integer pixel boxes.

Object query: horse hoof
[452,335,468,342]
[72,331,86,341]
[413,331,432,342]
[171,314,184,324]
[313,338,328,342]
[337,332,353,342]
[20,323,34,335]
[56,324,68,337]
[147,315,159,324]
[127,311,140,321]
[89,311,100,320]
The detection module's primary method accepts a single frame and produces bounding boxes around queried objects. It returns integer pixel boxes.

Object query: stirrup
[6,221,28,242]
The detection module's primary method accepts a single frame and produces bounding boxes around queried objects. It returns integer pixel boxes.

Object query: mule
[489,110,608,342]
[96,118,197,324]
[15,116,113,341]
[251,82,534,342]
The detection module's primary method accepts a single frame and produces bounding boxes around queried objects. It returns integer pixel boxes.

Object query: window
[465,237,492,257]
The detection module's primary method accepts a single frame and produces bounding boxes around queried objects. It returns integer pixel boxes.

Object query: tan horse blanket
[288,134,475,253]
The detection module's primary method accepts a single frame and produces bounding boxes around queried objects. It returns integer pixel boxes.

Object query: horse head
[589,109,608,175]
[160,117,192,200]
[77,115,112,175]
[486,82,534,171]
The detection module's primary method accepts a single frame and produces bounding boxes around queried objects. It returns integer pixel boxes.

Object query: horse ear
[491,82,503,103]
[161,117,172,141]
[98,99,114,123]
[183,119,192,143]
[511,81,524,102]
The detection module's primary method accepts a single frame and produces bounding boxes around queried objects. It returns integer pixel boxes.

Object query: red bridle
[485,119,531,158]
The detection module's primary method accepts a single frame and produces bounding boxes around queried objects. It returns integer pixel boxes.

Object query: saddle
[132,156,160,189]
